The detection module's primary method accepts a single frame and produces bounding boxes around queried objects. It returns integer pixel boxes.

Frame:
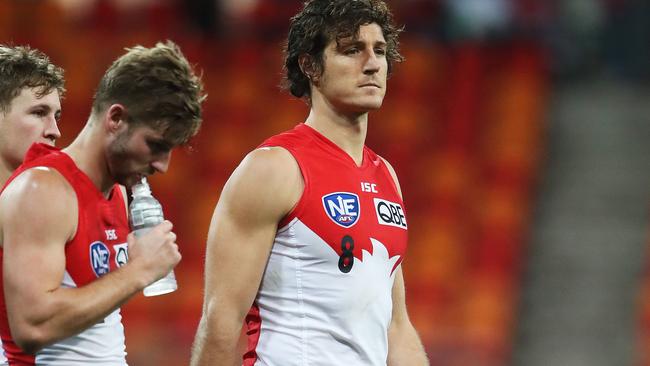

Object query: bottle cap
[131,177,151,197]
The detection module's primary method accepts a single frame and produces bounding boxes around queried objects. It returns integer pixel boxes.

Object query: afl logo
[89,241,110,277]
[322,192,360,228]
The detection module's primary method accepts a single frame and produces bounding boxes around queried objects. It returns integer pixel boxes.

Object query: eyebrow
[29,103,61,112]
[337,39,387,48]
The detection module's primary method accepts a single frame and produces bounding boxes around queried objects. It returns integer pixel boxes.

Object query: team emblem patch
[322,192,360,228]
[89,241,110,277]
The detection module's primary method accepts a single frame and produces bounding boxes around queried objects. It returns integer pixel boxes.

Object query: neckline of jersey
[56,148,120,203]
[298,123,369,169]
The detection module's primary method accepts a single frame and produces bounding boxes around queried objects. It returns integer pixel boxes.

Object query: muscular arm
[0,168,178,354]
[191,147,302,366]
[387,268,429,366]
[381,157,429,365]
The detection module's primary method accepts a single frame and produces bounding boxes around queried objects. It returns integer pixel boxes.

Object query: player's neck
[0,160,12,189]
[64,121,113,197]
[305,109,368,166]
[305,102,368,167]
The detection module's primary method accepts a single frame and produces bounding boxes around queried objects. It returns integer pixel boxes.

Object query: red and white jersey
[244,124,408,366]
[0,143,129,365]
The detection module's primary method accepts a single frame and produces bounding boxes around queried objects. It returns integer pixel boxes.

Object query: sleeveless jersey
[244,124,408,366]
[0,143,129,365]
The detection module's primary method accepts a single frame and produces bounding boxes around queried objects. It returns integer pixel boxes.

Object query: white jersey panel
[253,218,400,366]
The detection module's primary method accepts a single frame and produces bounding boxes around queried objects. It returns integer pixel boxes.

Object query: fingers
[154,222,179,258]
[159,221,177,246]
[173,244,182,262]
[159,220,173,231]
[150,220,174,238]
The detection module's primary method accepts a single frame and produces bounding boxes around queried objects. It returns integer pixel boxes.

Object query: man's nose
[151,151,172,174]
[44,115,61,142]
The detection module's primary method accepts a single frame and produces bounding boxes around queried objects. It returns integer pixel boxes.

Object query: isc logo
[374,198,407,229]
[89,241,110,277]
[322,192,360,228]
[361,182,378,193]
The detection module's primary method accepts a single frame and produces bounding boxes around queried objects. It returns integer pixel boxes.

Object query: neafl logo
[89,241,110,277]
[322,192,360,228]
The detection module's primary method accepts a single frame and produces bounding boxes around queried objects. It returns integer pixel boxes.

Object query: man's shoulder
[0,167,77,242]
[1,166,75,206]
[241,146,300,182]
[221,146,302,219]
[259,124,312,150]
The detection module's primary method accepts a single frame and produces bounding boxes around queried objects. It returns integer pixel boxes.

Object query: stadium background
[1,0,648,365]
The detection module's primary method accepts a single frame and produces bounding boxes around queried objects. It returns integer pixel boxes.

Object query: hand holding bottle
[129,178,179,296]
[126,220,180,289]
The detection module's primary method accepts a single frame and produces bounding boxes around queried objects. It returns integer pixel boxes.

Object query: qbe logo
[322,192,360,228]
[113,243,129,267]
[89,241,110,277]
[374,198,407,229]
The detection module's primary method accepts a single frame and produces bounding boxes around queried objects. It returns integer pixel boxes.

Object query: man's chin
[352,102,383,114]
[357,97,384,111]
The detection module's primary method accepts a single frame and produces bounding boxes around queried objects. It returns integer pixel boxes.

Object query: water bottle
[129,177,177,297]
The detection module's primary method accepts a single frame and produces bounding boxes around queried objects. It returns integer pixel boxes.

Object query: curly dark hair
[92,40,206,146]
[283,0,404,102]
[0,45,65,113]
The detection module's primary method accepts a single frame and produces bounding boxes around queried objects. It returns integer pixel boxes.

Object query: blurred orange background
[0,1,549,364]
[3,1,649,365]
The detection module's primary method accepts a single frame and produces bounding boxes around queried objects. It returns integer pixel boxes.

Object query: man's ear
[299,54,319,85]
[105,104,128,134]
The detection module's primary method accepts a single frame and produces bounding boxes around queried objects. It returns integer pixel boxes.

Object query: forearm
[387,321,429,366]
[191,308,243,366]
[8,263,145,352]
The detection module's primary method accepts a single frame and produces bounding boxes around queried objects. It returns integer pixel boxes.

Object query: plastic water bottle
[129,177,177,297]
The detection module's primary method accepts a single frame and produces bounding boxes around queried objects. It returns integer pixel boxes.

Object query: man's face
[106,124,174,188]
[0,87,61,170]
[315,23,388,114]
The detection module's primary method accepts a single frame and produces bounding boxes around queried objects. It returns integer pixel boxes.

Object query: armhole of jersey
[378,157,402,201]
[116,185,128,216]
[274,146,309,230]
[39,165,81,246]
